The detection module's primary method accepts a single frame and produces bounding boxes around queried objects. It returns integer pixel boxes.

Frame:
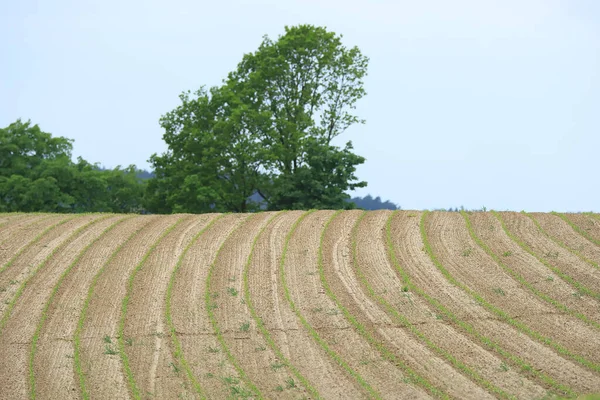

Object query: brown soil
[121,215,212,399]
[32,216,152,399]
[283,210,431,399]
[247,211,365,399]
[488,212,600,309]
[208,212,311,398]
[426,212,600,365]
[532,212,600,271]
[323,210,479,399]
[0,215,121,399]
[0,215,98,316]
[354,210,545,399]
[78,215,181,400]
[170,213,249,399]
[0,215,73,274]
[0,214,50,244]
[562,214,600,246]
[0,211,598,399]
[393,211,600,394]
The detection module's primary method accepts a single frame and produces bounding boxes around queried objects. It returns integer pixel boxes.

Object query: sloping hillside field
[1,210,599,399]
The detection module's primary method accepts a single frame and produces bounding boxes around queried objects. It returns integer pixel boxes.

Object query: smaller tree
[147,85,266,213]
[0,119,146,213]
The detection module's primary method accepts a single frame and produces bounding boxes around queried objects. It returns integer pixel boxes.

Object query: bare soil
[0,211,598,399]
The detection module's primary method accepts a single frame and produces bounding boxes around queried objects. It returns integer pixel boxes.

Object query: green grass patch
[119,216,188,400]
[280,210,381,400]
[165,214,225,400]
[384,211,574,397]
[205,214,262,399]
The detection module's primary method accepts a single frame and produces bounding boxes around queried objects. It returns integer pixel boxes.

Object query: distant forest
[349,194,398,210]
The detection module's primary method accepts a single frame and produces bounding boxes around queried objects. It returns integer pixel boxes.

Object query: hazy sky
[2,0,598,211]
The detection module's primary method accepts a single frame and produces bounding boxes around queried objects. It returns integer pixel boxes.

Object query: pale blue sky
[2,0,598,211]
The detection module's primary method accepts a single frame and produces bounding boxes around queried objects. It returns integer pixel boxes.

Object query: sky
[1,0,599,212]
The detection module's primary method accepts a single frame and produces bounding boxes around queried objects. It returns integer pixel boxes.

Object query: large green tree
[147,24,368,212]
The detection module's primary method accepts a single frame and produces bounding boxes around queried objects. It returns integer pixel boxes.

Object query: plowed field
[0,211,599,399]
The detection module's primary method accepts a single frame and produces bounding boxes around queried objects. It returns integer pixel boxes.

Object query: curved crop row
[165,214,224,400]
[74,216,155,400]
[319,211,449,399]
[280,210,381,400]
[0,216,76,276]
[466,211,600,326]
[0,215,54,249]
[242,211,322,399]
[205,214,261,399]
[525,213,599,273]
[350,211,513,399]
[0,213,28,231]
[118,216,187,400]
[495,212,600,301]
[29,216,132,398]
[553,213,600,247]
[0,215,111,335]
[421,211,600,375]
[382,211,574,397]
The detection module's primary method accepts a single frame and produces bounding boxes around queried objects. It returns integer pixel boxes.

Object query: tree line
[1,25,398,214]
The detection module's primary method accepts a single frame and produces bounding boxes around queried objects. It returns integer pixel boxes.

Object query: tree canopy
[147,24,369,213]
[0,119,145,213]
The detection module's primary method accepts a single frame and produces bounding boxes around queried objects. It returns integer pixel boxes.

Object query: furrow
[388,210,596,397]
[170,213,248,400]
[554,213,600,248]
[351,210,543,399]
[165,214,225,400]
[29,215,136,399]
[119,215,198,400]
[205,214,264,398]
[421,211,600,376]
[528,212,600,273]
[77,215,180,400]
[320,210,451,399]
[0,213,36,229]
[74,216,156,400]
[466,211,600,331]
[243,211,322,399]
[0,214,118,400]
[280,210,382,399]
[0,215,76,277]
[490,212,600,303]
[211,212,313,398]
[245,210,363,399]
[0,214,52,246]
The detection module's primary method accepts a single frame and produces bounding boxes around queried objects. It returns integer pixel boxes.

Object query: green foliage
[146,87,266,213]
[0,119,146,213]
[147,25,368,213]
